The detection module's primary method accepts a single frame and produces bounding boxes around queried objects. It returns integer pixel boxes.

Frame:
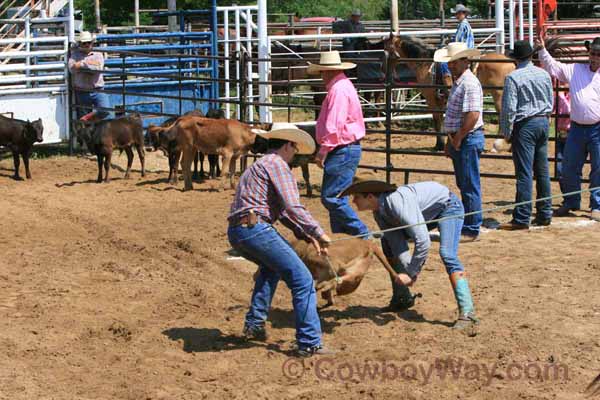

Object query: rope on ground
[329,186,600,244]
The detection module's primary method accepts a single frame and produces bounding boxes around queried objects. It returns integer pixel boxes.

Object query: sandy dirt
[0,133,599,400]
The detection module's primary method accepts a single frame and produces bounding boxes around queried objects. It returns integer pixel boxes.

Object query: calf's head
[24,118,44,143]
[73,120,96,151]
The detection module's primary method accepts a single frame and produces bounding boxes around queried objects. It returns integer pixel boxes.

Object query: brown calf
[291,236,399,307]
[75,113,145,183]
[167,116,263,191]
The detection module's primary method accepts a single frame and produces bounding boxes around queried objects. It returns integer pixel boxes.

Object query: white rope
[329,186,600,244]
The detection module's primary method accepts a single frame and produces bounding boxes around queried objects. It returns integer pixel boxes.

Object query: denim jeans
[511,117,553,224]
[437,192,466,275]
[227,223,321,349]
[449,129,485,236]
[321,144,369,236]
[75,90,112,119]
[560,122,600,211]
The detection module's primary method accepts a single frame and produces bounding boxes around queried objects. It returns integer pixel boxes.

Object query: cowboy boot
[449,271,479,330]
[382,260,416,312]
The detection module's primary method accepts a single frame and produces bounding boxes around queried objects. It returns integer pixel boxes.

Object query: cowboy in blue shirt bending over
[339,177,479,330]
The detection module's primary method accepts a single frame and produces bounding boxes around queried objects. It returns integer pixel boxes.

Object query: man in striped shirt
[228,123,333,357]
[499,40,554,230]
[537,35,600,221]
[435,43,485,241]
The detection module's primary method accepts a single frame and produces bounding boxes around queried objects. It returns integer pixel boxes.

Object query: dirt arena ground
[1,132,599,400]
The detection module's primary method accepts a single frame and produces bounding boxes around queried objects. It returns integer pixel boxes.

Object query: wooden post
[167,0,177,32]
[391,0,399,32]
[134,0,139,33]
[95,0,101,31]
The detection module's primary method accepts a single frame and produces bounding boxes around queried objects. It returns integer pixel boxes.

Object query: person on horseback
[68,31,112,121]
[439,5,475,87]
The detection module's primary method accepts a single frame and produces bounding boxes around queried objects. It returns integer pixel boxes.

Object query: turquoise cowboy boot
[450,271,479,330]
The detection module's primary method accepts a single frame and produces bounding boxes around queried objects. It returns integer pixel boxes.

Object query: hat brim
[337,180,397,198]
[307,62,356,75]
[255,128,316,155]
[585,40,600,52]
[451,7,471,14]
[508,49,534,60]
[433,48,480,63]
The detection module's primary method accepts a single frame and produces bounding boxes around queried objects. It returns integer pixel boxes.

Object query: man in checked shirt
[228,123,333,358]
[434,43,485,241]
[499,40,554,230]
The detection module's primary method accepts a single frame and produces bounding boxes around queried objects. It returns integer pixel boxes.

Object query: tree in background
[75,0,493,30]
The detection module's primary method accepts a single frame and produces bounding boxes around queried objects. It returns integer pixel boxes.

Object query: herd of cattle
[0,112,394,305]
[0,110,318,194]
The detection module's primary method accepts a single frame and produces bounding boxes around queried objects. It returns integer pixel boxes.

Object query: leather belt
[229,211,266,228]
[517,114,550,125]
[332,139,361,152]
[572,121,600,128]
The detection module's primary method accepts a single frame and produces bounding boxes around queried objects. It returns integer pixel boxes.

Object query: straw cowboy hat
[337,172,397,198]
[251,122,316,155]
[307,51,356,75]
[451,4,471,14]
[77,31,95,43]
[433,42,480,63]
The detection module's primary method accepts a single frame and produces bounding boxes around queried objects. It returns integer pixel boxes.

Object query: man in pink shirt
[536,35,600,221]
[307,51,369,236]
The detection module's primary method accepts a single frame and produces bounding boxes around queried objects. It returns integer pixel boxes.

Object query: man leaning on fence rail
[68,31,111,121]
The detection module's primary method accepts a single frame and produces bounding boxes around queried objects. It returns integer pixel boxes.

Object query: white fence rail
[0,34,70,143]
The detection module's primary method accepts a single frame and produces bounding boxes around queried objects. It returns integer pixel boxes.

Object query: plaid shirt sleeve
[462,79,482,113]
[268,157,325,239]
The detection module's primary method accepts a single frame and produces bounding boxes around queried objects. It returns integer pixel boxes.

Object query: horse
[385,35,516,150]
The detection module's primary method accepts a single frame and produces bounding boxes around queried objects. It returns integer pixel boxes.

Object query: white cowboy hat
[433,42,480,62]
[251,122,316,155]
[77,31,95,43]
[306,51,356,75]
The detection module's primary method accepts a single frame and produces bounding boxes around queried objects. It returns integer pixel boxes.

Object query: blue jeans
[449,129,484,236]
[560,122,600,211]
[437,192,466,275]
[75,90,112,119]
[321,144,369,236]
[511,117,552,224]
[227,223,321,349]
